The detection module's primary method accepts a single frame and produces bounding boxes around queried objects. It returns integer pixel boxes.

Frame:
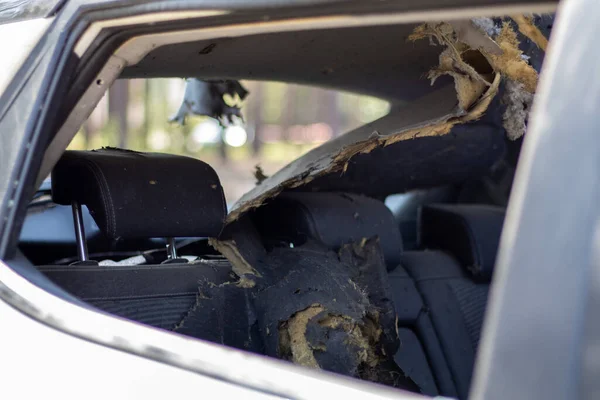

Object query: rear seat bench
[38,148,233,331]
[256,192,505,399]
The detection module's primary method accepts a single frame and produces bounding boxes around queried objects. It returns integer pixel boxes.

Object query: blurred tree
[219,125,228,161]
[318,89,339,136]
[247,81,264,156]
[143,79,151,148]
[262,82,285,124]
[281,85,297,142]
[108,80,129,148]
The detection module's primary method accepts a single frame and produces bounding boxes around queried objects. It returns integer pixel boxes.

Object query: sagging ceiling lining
[122,23,448,103]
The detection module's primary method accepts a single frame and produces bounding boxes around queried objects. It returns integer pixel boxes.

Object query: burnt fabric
[299,118,506,198]
[173,238,419,392]
[419,204,505,281]
[175,282,263,354]
[170,79,248,124]
[257,240,416,390]
[253,192,403,269]
[338,239,398,355]
[51,148,226,239]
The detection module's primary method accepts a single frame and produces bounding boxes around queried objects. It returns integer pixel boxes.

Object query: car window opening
[9,11,555,399]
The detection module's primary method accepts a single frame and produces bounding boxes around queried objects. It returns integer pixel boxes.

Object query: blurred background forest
[68,79,390,203]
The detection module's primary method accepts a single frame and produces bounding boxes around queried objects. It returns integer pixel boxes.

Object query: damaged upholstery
[51,148,226,239]
[201,200,420,390]
[254,192,439,391]
[40,14,551,394]
[252,192,506,397]
[225,81,504,223]
[299,117,506,198]
[219,15,554,224]
[182,230,419,390]
[260,192,456,395]
[42,144,506,397]
[252,192,403,269]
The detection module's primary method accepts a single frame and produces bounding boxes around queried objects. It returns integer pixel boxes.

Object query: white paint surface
[0,18,52,97]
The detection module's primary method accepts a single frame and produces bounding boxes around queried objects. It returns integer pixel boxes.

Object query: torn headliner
[226,75,503,223]
[121,16,547,225]
[298,119,505,197]
[122,23,450,103]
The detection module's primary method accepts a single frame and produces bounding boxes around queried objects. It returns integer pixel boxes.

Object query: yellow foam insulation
[511,14,549,51]
[278,305,383,370]
[409,20,538,94]
[208,238,261,286]
[319,313,379,367]
[279,304,325,368]
[487,22,538,93]
[407,18,543,141]
[409,23,493,110]
[434,48,491,110]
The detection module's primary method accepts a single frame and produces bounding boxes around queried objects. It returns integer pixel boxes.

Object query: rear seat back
[396,204,505,399]
[253,192,403,269]
[42,149,232,331]
[419,204,505,282]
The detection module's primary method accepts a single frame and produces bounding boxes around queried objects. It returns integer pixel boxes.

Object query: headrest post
[166,237,178,260]
[71,201,89,262]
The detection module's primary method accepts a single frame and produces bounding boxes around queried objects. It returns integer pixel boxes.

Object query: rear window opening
[5,10,553,399]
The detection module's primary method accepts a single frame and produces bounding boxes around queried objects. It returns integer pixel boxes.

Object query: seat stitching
[82,292,198,301]
[85,158,117,237]
[412,276,465,283]
[70,158,112,234]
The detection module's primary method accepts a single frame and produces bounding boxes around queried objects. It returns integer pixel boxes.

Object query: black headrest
[253,192,403,269]
[51,149,226,239]
[419,204,505,281]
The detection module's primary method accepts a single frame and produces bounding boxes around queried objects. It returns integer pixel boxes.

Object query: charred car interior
[7,5,557,399]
